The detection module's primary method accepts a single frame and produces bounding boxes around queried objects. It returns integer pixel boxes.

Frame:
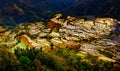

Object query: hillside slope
[0,0,77,27]
[61,0,120,20]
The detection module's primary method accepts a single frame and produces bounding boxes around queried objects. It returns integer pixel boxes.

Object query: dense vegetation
[0,45,120,71]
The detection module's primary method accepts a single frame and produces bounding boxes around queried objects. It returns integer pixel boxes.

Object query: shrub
[36,51,66,71]
[0,47,20,71]
[19,56,32,67]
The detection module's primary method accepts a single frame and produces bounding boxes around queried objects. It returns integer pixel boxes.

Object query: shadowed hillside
[0,0,76,27]
[61,0,120,20]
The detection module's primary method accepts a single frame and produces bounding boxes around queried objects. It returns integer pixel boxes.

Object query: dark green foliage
[19,56,32,67]
[0,45,120,71]
[36,52,66,71]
